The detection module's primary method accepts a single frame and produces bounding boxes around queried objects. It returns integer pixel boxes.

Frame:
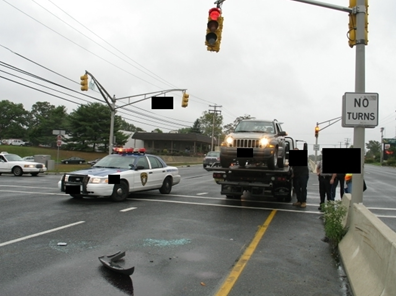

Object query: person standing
[291,148,309,208]
[331,173,346,200]
[316,158,337,211]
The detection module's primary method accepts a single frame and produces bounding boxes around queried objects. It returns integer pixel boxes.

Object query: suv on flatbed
[220,119,287,169]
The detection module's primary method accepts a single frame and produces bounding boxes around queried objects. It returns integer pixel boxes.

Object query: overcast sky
[0,0,395,154]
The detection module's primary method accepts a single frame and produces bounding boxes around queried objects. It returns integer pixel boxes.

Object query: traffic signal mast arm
[315,116,341,137]
[291,0,368,48]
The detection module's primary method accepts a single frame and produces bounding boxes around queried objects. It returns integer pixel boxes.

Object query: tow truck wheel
[283,182,293,202]
[159,177,172,194]
[111,181,129,201]
[267,149,278,170]
[12,166,23,176]
[220,158,232,168]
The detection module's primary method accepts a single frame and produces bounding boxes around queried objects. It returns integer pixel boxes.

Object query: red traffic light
[209,8,221,20]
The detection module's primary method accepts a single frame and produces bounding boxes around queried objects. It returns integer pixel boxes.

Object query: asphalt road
[0,164,394,295]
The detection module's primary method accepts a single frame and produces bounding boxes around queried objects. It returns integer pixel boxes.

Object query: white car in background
[0,152,47,176]
[22,156,35,161]
[9,140,26,146]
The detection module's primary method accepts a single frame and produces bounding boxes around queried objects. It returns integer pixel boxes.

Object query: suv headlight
[260,138,269,147]
[226,136,233,145]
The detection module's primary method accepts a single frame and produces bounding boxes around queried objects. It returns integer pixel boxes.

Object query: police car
[58,148,181,201]
[0,152,47,176]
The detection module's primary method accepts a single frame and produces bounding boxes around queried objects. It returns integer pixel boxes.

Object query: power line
[0,49,193,127]
[2,0,166,89]
[4,1,218,109]
[34,0,178,89]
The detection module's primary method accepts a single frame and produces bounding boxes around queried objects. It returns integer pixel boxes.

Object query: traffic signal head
[182,92,189,108]
[348,0,368,48]
[80,74,88,91]
[315,126,320,138]
[205,8,223,52]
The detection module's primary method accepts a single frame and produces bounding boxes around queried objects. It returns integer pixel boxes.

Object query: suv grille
[233,139,261,148]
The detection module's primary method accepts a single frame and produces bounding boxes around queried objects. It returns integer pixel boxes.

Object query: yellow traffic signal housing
[348,0,368,48]
[205,8,224,53]
[182,92,189,108]
[80,74,88,91]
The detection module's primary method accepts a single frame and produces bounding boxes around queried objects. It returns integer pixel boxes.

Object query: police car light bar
[112,147,146,155]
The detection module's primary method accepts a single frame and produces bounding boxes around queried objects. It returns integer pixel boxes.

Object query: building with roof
[122,131,214,155]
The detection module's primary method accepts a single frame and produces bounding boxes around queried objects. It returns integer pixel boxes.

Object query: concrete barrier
[339,203,396,296]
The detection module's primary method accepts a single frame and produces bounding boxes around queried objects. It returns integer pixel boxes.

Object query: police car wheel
[111,181,129,202]
[159,177,172,194]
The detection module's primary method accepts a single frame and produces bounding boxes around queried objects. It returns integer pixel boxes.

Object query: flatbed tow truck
[205,138,307,202]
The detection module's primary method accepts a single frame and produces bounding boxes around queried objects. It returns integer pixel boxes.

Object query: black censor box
[151,96,173,109]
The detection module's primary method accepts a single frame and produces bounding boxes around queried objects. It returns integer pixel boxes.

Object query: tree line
[0,100,250,152]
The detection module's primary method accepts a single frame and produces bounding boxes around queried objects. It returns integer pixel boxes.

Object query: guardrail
[339,195,396,296]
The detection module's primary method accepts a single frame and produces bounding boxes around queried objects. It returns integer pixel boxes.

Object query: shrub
[323,201,348,246]
[386,157,396,167]
[365,157,375,163]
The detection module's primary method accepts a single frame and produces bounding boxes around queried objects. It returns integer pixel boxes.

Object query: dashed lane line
[0,221,85,247]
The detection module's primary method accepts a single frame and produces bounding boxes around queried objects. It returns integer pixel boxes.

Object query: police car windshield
[93,155,137,169]
[4,154,23,161]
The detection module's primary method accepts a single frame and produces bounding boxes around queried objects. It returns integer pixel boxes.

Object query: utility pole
[209,105,222,151]
[345,138,350,148]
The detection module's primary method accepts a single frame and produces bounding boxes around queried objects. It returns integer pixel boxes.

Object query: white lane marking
[367,207,396,211]
[196,192,208,195]
[371,214,396,218]
[0,221,85,247]
[120,207,137,212]
[0,184,57,190]
[0,190,68,196]
[132,198,323,214]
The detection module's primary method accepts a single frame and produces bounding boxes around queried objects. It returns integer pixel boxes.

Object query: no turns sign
[342,92,379,128]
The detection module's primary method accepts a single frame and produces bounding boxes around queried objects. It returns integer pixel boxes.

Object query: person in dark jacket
[292,148,310,208]
[331,173,345,200]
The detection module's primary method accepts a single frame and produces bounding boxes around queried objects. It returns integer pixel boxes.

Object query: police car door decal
[140,172,148,186]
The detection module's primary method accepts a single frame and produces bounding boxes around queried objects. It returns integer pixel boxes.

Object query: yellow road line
[215,210,277,296]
